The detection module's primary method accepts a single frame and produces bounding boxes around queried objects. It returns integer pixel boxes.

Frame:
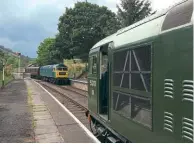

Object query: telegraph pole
[16,52,21,78]
[19,55,20,73]
[2,61,5,88]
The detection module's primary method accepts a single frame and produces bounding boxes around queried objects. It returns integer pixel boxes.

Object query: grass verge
[0,73,14,87]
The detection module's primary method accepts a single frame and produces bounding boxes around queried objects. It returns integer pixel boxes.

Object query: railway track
[36,80,90,128]
[61,85,88,97]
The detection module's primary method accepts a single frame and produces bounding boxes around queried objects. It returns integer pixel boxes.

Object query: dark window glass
[113,73,122,86]
[132,46,151,71]
[122,74,129,88]
[113,92,131,117]
[89,55,97,74]
[92,56,97,74]
[113,49,129,71]
[131,97,152,127]
[143,73,151,92]
[113,92,152,128]
[131,73,145,91]
[131,52,138,71]
[57,68,62,71]
[58,67,67,71]
[89,57,93,74]
[162,0,193,31]
[101,55,108,73]
[113,73,129,88]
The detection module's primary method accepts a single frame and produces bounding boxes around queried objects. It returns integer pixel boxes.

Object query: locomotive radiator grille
[182,80,193,103]
[163,112,174,133]
[164,79,174,99]
[182,117,193,142]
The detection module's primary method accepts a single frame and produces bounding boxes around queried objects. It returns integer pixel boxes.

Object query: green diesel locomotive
[86,0,193,142]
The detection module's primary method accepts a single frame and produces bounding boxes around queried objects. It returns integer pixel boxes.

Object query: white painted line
[33,80,100,143]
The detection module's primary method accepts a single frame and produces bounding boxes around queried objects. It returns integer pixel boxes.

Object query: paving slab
[34,115,52,120]
[33,108,47,112]
[36,119,55,126]
[34,111,50,116]
[36,132,61,140]
[37,132,63,143]
[35,126,59,135]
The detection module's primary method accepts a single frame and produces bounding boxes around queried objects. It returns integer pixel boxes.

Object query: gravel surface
[0,80,35,142]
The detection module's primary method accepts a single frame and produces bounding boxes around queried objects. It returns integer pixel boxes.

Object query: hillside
[0,45,32,68]
[0,45,30,60]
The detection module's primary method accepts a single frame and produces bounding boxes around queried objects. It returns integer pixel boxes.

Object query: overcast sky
[0,0,182,58]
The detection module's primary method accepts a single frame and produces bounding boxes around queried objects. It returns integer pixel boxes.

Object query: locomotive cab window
[57,68,62,71]
[57,67,67,71]
[92,56,97,74]
[89,55,97,74]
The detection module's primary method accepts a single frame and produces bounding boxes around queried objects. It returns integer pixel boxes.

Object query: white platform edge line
[33,80,100,143]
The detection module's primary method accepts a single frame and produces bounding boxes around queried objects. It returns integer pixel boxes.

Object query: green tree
[56,2,120,61]
[52,34,70,62]
[6,56,17,67]
[36,38,56,66]
[117,0,154,27]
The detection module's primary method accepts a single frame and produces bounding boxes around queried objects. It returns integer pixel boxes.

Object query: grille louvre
[164,79,174,99]
[182,117,193,142]
[164,112,174,133]
[182,80,193,102]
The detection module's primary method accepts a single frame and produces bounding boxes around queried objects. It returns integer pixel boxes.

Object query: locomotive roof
[91,33,117,50]
[91,9,168,50]
[91,0,192,51]
[25,66,39,69]
[40,63,67,69]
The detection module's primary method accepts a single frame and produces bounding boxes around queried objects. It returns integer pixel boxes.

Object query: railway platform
[0,79,99,143]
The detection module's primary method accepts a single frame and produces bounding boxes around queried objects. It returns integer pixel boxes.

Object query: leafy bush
[64,59,87,78]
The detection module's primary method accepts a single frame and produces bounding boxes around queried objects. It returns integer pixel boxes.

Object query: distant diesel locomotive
[86,0,193,143]
[40,64,69,84]
[25,63,69,84]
